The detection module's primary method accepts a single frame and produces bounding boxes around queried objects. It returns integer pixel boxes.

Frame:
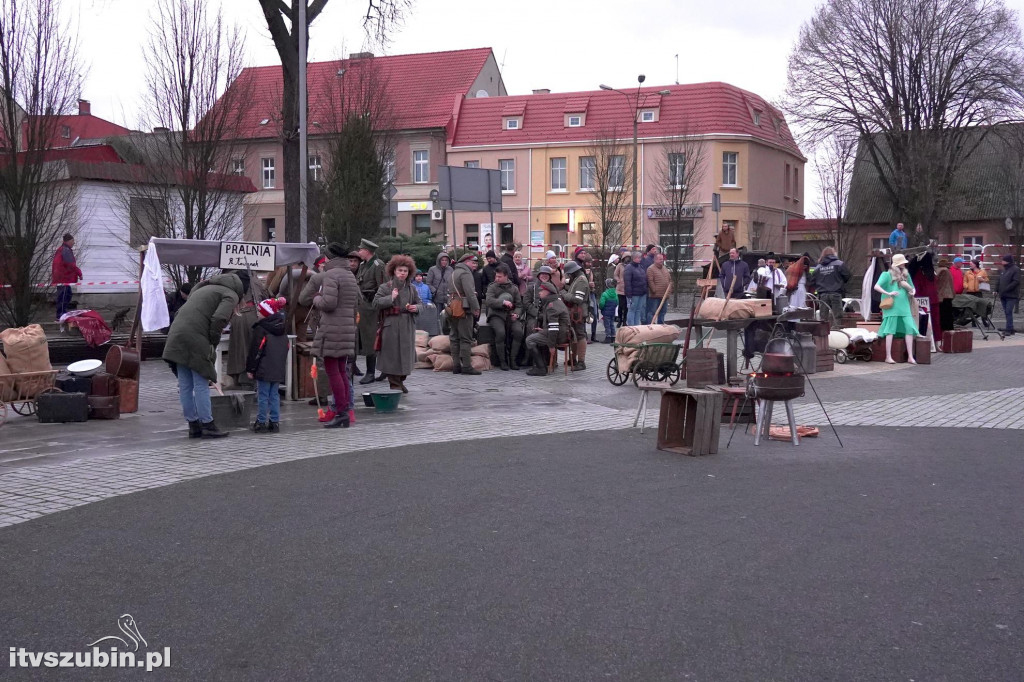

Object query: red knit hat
[258,297,286,318]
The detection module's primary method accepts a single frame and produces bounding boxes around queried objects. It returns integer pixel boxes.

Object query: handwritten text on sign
[219,242,276,271]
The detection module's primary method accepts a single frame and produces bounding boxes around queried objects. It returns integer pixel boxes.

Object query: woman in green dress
[873,253,918,364]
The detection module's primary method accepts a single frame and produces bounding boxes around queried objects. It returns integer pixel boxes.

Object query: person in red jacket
[51,233,82,320]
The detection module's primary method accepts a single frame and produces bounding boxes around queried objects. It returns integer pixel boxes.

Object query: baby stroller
[952,294,1004,340]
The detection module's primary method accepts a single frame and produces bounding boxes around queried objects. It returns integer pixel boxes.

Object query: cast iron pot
[761,352,796,375]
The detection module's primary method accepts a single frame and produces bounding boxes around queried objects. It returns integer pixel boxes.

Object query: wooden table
[689,317,778,381]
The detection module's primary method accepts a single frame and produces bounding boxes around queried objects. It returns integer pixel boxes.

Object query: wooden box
[686,349,723,388]
[942,329,972,353]
[657,388,724,456]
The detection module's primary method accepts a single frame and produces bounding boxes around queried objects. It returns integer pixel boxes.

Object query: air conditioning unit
[431,209,445,221]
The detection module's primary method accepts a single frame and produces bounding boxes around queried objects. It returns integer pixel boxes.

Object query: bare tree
[814,131,858,260]
[0,0,84,327]
[784,0,1024,244]
[113,0,253,287]
[583,132,632,251]
[257,0,410,242]
[656,134,708,304]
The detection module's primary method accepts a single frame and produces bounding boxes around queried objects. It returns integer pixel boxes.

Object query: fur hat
[385,254,417,278]
[326,242,349,259]
[258,297,286,318]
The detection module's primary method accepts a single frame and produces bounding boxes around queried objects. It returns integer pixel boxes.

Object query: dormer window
[640,110,657,123]
[505,117,521,130]
[61,126,70,139]
[753,110,762,126]
[568,115,582,127]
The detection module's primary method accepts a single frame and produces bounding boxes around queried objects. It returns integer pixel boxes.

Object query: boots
[510,339,522,370]
[200,420,229,438]
[496,341,509,371]
[526,348,548,376]
[324,412,350,428]
[359,355,377,385]
[398,376,409,394]
[573,340,587,371]
[387,375,401,390]
[187,420,203,438]
[252,419,268,433]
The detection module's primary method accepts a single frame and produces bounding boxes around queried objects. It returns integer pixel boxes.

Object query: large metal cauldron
[746,374,806,401]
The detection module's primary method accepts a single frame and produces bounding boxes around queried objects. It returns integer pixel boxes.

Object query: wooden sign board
[219,242,276,271]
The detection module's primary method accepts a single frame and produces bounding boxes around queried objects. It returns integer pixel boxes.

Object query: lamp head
[638,74,646,84]
[599,84,612,91]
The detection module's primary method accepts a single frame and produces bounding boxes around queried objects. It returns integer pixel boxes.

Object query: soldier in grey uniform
[355,239,387,385]
[447,252,481,375]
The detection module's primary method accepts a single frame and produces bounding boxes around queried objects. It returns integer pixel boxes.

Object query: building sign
[219,242,276,271]
[530,230,545,252]
[647,205,704,220]
[397,201,433,212]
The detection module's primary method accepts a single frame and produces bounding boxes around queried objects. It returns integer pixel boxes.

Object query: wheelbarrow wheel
[606,358,629,386]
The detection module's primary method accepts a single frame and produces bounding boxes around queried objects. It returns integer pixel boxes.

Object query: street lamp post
[600,76,671,248]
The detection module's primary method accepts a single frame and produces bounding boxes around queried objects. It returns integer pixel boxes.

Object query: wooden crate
[657,388,724,456]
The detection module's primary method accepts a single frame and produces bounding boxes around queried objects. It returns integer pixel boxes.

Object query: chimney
[348,52,374,60]
[78,99,91,116]
[532,89,551,95]
[153,126,170,133]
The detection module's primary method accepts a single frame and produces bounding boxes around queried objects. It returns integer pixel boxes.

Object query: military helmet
[537,265,554,275]
[563,261,581,275]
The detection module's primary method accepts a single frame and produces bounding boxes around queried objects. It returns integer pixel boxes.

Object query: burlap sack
[470,355,491,372]
[470,344,490,358]
[416,349,435,363]
[431,353,454,372]
[613,324,681,373]
[0,353,15,401]
[414,360,434,370]
[0,324,52,374]
[427,335,451,353]
[415,330,430,348]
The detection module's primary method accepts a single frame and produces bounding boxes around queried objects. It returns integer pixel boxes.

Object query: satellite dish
[475,89,490,98]
[1006,217,1013,231]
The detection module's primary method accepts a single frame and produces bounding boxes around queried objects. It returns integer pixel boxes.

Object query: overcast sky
[74,0,1024,217]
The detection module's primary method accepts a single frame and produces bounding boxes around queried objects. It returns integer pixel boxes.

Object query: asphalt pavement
[2,426,1023,681]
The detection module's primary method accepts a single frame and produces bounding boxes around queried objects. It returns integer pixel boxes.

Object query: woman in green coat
[873,253,918,364]
[372,255,420,393]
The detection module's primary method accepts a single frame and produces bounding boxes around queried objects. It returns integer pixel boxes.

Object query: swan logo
[8,613,171,671]
[88,614,147,652]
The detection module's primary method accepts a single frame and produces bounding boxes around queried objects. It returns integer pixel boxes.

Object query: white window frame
[568,115,582,127]
[870,237,889,252]
[962,235,983,259]
[506,118,520,130]
[413,149,429,184]
[579,156,596,191]
[640,110,655,123]
[499,158,515,193]
[550,157,567,192]
[464,160,480,168]
[722,152,738,187]
[261,157,275,189]
[232,158,245,177]
[609,155,625,190]
[308,154,322,182]
[668,153,685,189]
[384,151,396,184]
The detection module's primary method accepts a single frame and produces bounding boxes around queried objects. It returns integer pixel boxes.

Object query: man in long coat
[355,238,386,384]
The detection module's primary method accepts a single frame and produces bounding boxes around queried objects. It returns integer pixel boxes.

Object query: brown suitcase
[942,329,972,353]
[90,371,120,397]
[117,378,139,413]
[914,337,931,364]
[87,395,120,419]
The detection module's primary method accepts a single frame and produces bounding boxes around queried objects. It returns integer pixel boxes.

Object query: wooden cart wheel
[665,367,682,385]
[606,358,629,386]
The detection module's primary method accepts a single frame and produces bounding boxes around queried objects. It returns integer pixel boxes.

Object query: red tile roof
[26,114,131,149]
[787,218,834,232]
[222,48,496,140]
[449,82,802,157]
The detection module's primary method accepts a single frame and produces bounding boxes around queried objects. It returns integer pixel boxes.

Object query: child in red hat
[246,297,289,432]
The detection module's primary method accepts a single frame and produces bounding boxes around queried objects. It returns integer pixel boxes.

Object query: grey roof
[845,124,1024,225]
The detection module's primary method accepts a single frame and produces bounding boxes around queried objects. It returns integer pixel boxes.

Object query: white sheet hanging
[860,257,876,321]
[141,239,170,332]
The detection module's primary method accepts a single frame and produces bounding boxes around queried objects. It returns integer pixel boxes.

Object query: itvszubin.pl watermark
[9,613,170,672]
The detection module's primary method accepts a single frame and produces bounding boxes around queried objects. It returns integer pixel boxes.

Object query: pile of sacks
[0,324,53,401]
[612,324,681,373]
[414,331,491,372]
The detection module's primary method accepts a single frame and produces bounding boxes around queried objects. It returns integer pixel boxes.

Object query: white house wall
[73,181,245,295]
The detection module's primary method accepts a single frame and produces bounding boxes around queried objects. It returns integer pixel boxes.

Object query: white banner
[219,242,276,271]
